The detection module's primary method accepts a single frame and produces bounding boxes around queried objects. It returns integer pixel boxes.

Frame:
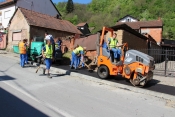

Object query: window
[4,10,11,19]
[13,32,21,41]
[127,18,130,22]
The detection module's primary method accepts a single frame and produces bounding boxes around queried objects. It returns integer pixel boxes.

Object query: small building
[7,7,81,52]
[116,19,163,45]
[74,33,98,59]
[0,0,61,32]
[77,22,91,36]
[117,15,139,22]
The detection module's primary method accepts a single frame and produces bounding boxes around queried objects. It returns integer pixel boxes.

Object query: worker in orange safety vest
[18,39,27,68]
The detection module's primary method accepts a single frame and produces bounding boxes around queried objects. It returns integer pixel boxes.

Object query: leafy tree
[55,0,175,39]
[66,0,74,14]
[167,29,174,40]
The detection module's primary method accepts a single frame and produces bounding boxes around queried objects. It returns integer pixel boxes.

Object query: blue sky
[52,0,92,4]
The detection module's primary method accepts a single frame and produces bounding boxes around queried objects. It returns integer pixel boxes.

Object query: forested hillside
[55,0,175,40]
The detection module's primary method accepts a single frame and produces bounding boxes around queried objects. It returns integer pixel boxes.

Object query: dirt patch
[165,100,175,108]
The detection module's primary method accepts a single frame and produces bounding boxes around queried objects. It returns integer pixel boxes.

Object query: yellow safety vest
[73,48,79,55]
[109,37,118,48]
[44,45,53,58]
[19,42,26,54]
[55,43,59,48]
[77,46,83,51]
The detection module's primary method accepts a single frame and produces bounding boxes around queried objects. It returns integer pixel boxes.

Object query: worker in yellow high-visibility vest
[107,33,122,63]
[70,46,79,70]
[42,38,54,78]
[77,45,86,68]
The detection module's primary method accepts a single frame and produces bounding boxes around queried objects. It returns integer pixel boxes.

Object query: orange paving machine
[97,27,155,87]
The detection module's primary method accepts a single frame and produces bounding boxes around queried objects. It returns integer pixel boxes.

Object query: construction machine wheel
[37,57,41,63]
[97,65,109,79]
[130,73,147,88]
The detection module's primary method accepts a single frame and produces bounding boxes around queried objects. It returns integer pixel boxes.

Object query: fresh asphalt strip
[53,65,175,96]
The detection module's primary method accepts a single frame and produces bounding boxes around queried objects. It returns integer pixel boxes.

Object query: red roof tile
[19,8,81,34]
[116,20,163,29]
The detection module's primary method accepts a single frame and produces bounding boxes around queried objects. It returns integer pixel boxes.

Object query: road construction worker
[25,39,29,64]
[107,33,121,63]
[42,38,54,78]
[55,38,62,50]
[102,40,109,52]
[45,32,55,58]
[19,39,27,68]
[77,45,86,68]
[70,46,79,70]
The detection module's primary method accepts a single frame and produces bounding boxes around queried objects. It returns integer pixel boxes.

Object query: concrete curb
[1,51,175,102]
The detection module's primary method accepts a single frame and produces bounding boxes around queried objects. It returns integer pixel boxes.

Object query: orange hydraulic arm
[99,27,114,56]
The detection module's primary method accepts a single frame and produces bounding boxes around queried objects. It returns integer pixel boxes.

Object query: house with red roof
[7,7,81,52]
[0,0,61,32]
[116,15,163,45]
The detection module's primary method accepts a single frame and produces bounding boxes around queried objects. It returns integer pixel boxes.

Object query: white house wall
[0,4,16,29]
[16,0,60,17]
[119,17,138,22]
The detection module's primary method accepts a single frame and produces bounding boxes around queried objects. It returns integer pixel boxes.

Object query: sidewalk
[0,50,175,101]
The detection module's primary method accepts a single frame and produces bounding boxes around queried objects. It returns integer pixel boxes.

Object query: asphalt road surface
[0,56,175,117]
[54,65,175,96]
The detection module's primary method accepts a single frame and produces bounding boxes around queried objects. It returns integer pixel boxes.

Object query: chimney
[54,14,62,20]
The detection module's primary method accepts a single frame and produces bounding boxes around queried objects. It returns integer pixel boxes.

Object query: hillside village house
[76,22,91,36]
[117,15,139,22]
[7,7,81,52]
[0,0,61,32]
[116,15,163,45]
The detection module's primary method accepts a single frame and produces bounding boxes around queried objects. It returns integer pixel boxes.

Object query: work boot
[70,66,73,69]
[114,59,117,63]
[47,74,52,78]
[42,68,45,75]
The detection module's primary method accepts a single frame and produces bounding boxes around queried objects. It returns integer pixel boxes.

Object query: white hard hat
[45,34,54,40]
[45,35,51,40]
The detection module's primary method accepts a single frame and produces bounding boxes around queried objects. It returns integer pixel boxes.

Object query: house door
[0,33,6,49]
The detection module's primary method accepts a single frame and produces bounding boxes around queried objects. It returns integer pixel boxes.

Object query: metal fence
[134,48,175,77]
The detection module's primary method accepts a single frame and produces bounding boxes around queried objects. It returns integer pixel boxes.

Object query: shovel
[80,60,93,73]
[35,65,40,73]
[35,55,45,73]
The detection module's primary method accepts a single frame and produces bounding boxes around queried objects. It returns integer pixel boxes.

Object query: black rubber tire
[37,58,41,64]
[97,65,109,79]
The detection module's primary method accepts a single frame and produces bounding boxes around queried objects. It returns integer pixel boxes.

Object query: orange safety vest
[19,42,26,54]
